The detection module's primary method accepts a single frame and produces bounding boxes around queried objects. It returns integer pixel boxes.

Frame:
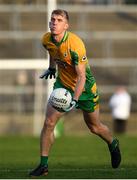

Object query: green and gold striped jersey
[42,31,96,98]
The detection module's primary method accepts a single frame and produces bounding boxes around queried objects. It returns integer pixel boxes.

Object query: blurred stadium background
[0,0,137,136]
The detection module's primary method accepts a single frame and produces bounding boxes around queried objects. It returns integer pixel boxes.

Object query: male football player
[29,9,121,177]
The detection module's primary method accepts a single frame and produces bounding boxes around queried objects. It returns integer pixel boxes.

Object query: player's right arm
[49,55,56,69]
[40,55,56,79]
[40,32,56,79]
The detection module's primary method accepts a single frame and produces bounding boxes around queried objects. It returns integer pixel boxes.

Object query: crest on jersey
[64,52,67,57]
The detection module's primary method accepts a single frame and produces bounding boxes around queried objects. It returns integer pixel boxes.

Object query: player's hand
[63,99,78,112]
[39,67,56,79]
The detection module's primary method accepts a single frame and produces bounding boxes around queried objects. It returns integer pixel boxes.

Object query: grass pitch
[0,135,137,179]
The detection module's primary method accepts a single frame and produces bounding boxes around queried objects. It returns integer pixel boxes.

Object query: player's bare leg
[29,103,64,177]
[83,108,113,143]
[83,107,121,168]
[40,103,64,156]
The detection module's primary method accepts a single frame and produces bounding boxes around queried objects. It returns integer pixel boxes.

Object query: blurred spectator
[109,86,132,134]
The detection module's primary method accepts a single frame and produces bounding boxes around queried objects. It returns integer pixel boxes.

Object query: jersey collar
[50,31,68,46]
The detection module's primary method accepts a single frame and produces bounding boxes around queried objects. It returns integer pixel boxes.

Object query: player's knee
[91,124,108,136]
[90,126,98,134]
[89,124,102,135]
[44,118,55,131]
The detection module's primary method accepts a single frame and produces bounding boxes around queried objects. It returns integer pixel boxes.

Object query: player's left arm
[73,63,86,101]
[63,63,86,112]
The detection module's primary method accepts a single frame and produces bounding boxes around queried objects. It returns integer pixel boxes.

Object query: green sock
[40,156,48,166]
[109,138,118,152]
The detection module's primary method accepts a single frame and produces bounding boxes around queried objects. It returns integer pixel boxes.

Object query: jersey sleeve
[41,32,51,50]
[70,36,88,65]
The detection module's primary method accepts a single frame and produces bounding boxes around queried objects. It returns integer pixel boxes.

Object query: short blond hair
[51,9,69,22]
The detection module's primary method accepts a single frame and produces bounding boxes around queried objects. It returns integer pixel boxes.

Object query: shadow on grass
[1,164,137,179]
